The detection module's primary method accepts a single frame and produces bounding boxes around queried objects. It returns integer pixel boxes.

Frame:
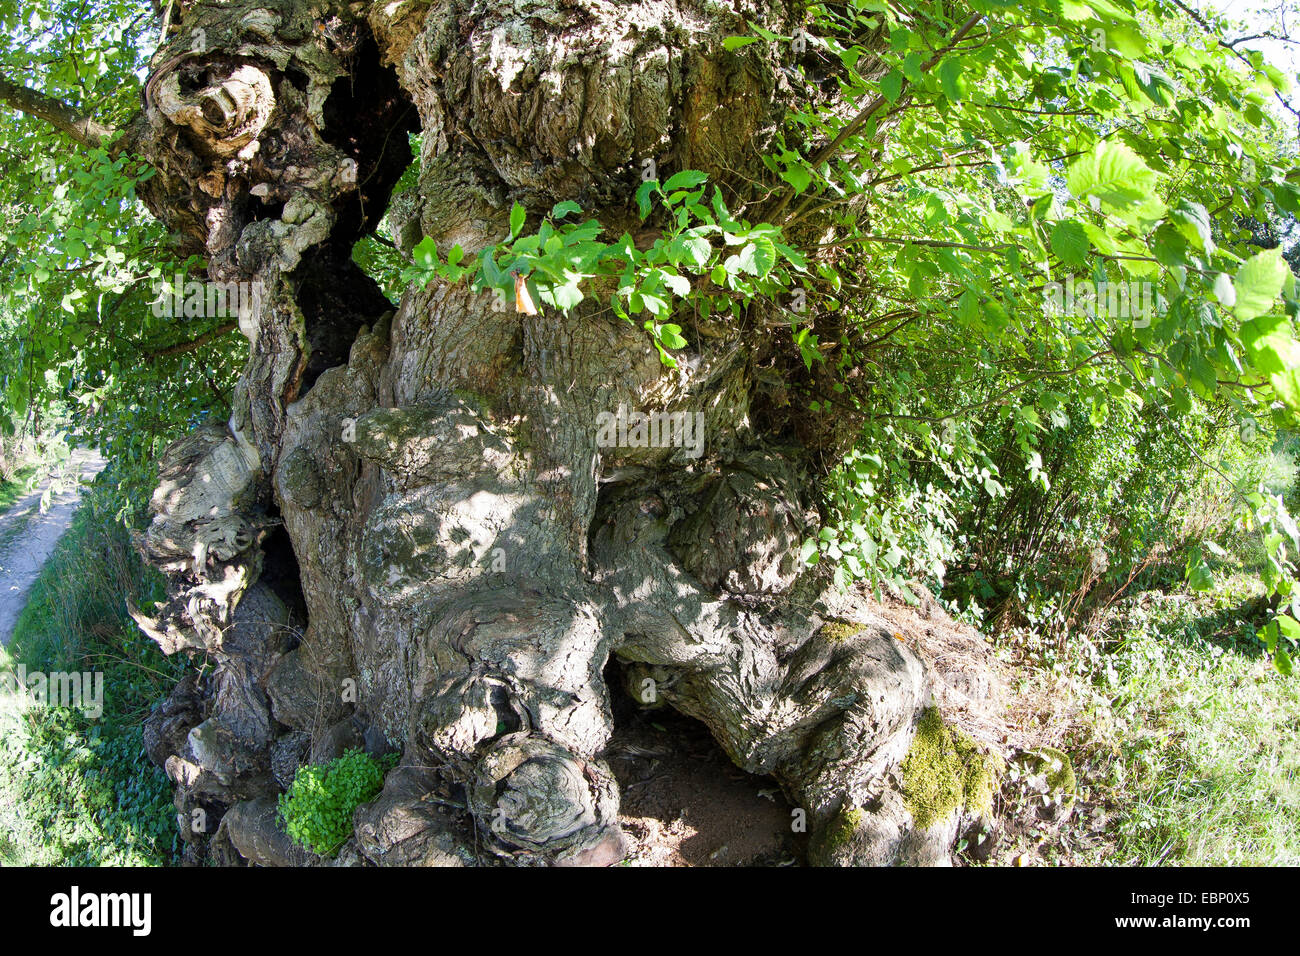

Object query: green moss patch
[820,619,866,643]
[1022,746,1076,797]
[901,707,1005,830]
[823,806,865,848]
[808,805,867,864]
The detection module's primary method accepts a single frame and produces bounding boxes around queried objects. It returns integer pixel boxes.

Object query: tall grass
[0,480,185,866]
[1016,569,1300,867]
[1083,575,1299,865]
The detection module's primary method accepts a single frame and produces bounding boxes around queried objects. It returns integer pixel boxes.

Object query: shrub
[278,748,396,857]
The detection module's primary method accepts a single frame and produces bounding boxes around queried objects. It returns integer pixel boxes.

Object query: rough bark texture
[131,0,1001,867]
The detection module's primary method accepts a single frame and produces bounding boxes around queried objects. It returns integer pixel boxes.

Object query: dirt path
[0,449,106,647]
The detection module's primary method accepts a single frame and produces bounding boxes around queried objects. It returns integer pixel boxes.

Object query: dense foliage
[767,2,1300,673]
[0,0,240,520]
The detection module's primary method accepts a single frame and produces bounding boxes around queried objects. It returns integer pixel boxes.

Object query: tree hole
[292,31,420,392]
[601,657,806,866]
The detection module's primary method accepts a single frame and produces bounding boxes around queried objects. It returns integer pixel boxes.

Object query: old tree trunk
[127,0,1002,866]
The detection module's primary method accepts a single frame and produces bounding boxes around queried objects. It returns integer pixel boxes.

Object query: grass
[0,465,37,513]
[1079,574,1298,864]
[0,465,40,558]
[0,480,185,866]
[1000,567,1300,866]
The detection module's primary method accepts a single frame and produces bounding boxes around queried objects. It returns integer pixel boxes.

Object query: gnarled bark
[132,0,1003,867]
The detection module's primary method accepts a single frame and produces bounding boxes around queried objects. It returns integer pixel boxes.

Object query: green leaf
[1240,312,1300,409]
[412,236,439,269]
[1213,272,1236,307]
[733,236,776,278]
[1171,201,1213,252]
[1049,221,1090,266]
[551,200,582,219]
[635,180,658,219]
[1066,142,1160,213]
[661,272,691,297]
[1233,248,1288,322]
[669,235,713,270]
[781,163,812,194]
[902,51,924,84]
[663,170,709,192]
[658,323,688,349]
[1105,24,1147,58]
[880,69,904,103]
[939,58,966,102]
[545,282,585,312]
[1187,559,1215,592]
[509,202,526,239]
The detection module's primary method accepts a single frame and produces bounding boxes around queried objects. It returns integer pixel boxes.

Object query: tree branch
[145,322,239,362]
[0,74,116,149]
[763,11,985,223]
